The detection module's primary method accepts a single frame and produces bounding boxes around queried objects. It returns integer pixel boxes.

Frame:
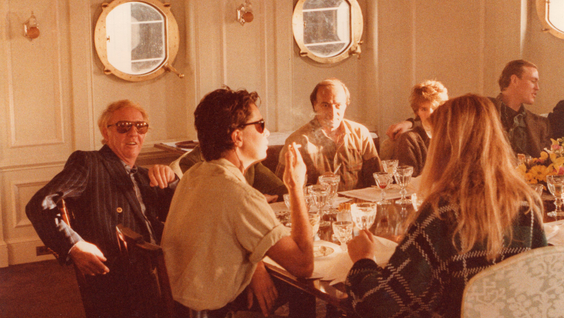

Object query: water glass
[308,184,330,215]
[547,175,564,218]
[319,174,341,207]
[283,193,291,209]
[394,165,414,205]
[332,221,354,252]
[309,212,321,238]
[411,193,424,211]
[350,202,377,231]
[381,159,399,176]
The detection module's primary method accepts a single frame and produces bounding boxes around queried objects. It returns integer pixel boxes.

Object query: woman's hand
[347,229,378,263]
[283,143,306,191]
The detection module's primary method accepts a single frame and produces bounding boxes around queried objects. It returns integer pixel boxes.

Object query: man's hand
[386,121,413,140]
[247,262,278,317]
[148,164,176,188]
[69,241,110,276]
[283,143,306,190]
[347,229,377,263]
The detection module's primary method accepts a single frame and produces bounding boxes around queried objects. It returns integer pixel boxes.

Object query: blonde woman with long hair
[345,94,546,317]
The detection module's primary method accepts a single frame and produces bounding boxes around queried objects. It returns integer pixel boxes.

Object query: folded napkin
[324,236,398,285]
[544,219,564,246]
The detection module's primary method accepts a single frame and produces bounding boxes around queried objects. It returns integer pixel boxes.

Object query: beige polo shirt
[161,158,289,311]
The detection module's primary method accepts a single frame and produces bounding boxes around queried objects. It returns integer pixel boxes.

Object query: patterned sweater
[345,201,547,317]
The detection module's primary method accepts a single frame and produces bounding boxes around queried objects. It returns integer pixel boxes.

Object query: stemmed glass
[394,165,414,205]
[381,160,399,177]
[308,184,330,215]
[319,174,341,208]
[547,175,564,218]
[332,221,354,252]
[350,203,377,231]
[373,172,393,203]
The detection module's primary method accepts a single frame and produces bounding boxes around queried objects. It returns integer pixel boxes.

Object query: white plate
[313,240,341,260]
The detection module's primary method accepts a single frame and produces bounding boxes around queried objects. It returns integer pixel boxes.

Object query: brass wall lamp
[23,11,40,40]
[237,0,254,26]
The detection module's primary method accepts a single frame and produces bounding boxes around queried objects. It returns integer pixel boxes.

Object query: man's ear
[231,129,243,147]
[510,74,519,86]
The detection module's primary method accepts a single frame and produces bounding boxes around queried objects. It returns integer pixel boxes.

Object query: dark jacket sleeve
[392,128,428,177]
[25,151,89,261]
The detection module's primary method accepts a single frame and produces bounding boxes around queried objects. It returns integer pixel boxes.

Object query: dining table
[264,185,416,318]
[264,185,564,318]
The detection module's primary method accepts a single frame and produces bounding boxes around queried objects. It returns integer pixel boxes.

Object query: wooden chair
[116,224,175,318]
[54,199,96,316]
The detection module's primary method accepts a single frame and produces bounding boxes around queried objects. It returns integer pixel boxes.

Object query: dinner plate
[313,240,341,259]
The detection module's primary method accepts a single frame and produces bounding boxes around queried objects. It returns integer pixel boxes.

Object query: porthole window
[293,0,364,64]
[537,0,564,39]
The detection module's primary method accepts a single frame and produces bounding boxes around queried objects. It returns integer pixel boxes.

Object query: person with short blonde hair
[392,80,448,177]
[346,94,546,317]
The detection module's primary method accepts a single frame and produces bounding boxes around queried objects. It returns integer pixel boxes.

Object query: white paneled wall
[1,0,564,266]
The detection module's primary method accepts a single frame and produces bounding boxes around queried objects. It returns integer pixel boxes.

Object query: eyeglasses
[107,121,149,134]
[239,119,265,134]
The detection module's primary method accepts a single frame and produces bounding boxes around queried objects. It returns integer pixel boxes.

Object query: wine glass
[332,221,354,252]
[308,184,330,215]
[411,193,424,211]
[283,193,291,209]
[394,165,414,205]
[350,203,377,231]
[381,159,399,176]
[547,175,564,218]
[309,212,321,238]
[373,172,393,203]
[319,174,340,208]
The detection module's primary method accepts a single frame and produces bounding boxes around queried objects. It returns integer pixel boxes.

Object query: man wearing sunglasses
[162,87,314,318]
[26,100,178,318]
[276,78,381,191]
[176,144,287,202]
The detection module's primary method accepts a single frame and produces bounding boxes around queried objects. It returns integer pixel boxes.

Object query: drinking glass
[319,174,341,207]
[411,193,424,211]
[394,165,414,205]
[332,221,354,252]
[381,160,399,176]
[350,203,377,231]
[528,183,544,197]
[309,212,321,238]
[373,172,393,203]
[547,175,564,218]
[283,193,291,209]
[308,184,330,215]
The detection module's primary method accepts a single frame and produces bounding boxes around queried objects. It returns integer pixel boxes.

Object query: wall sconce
[23,11,40,40]
[237,0,253,26]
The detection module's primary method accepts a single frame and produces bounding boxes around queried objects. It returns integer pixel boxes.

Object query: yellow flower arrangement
[517,138,564,186]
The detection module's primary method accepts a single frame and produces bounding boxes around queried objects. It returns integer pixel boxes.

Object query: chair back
[116,224,175,318]
[169,151,190,179]
[461,245,564,317]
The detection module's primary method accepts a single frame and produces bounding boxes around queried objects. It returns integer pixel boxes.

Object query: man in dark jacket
[26,100,177,318]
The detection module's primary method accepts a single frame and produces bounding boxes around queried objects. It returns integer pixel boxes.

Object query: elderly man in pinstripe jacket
[26,100,177,318]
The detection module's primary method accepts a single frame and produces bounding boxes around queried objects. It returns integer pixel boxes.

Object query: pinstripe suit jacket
[26,145,175,264]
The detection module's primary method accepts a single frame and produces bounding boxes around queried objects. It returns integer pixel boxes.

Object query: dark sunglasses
[107,121,149,134]
[239,119,265,134]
